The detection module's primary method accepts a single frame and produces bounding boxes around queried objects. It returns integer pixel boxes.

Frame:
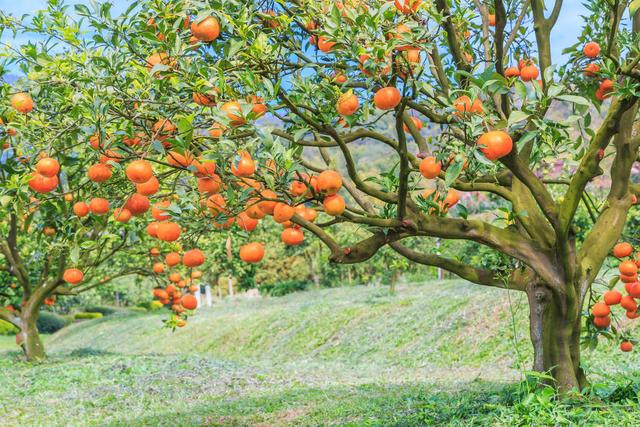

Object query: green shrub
[0,319,19,335]
[82,305,116,316]
[37,312,71,334]
[128,306,147,312]
[259,280,309,297]
[74,312,103,320]
[149,300,164,310]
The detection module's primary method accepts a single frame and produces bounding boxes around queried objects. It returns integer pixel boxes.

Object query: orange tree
[3,0,640,391]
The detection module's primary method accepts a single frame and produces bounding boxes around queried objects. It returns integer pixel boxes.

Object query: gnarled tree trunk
[527,282,587,393]
[19,308,45,362]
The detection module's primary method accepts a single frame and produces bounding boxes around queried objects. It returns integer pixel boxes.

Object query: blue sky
[2,0,586,65]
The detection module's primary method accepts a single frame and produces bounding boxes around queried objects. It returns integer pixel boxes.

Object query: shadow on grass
[105,380,517,426]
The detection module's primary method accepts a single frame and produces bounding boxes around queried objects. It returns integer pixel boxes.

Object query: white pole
[205,285,212,307]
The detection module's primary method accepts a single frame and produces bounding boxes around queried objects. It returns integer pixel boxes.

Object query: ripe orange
[240,242,265,263]
[619,260,638,276]
[453,96,483,115]
[477,131,513,160]
[258,190,277,215]
[152,263,165,274]
[156,222,181,241]
[317,36,336,53]
[63,268,84,285]
[603,290,622,305]
[245,200,267,220]
[183,249,205,267]
[290,180,307,196]
[231,151,256,177]
[613,242,633,258]
[220,101,245,126]
[35,157,60,177]
[10,92,33,114]
[124,193,150,216]
[504,66,520,78]
[206,193,227,216]
[419,157,441,179]
[113,208,132,223]
[336,92,359,116]
[394,0,421,13]
[208,123,225,138]
[99,149,122,164]
[273,203,295,223]
[165,252,181,267]
[520,65,539,81]
[302,207,318,223]
[591,302,610,317]
[28,173,58,193]
[621,295,638,312]
[583,42,600,58]
[323,194,345,216]
[191,16,220,42]
[403,116,422,132]
[317,170,342,195]
[181,294,198,310]
[136,176,160,196]
[281,228,304,245]
[166,151,193,168]
[620,341,633,352]
[89,198,110,215]
[488,14,496,26]
[373,87,402,110]
[73,202,90,217]
[87,163,112,183]
[152,200,171,221]
[593,316,610,329]
[169,272,181,283]
[583,63,600,77]
[197,175,222,194]
[237,211,259,232]
[126,160,153,184]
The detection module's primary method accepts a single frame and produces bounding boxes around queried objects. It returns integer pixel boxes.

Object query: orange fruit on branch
[126,160,154,184]
[191,16,220,42]
[89,198,110,215]
[373,87,402,110]
[35,157,60,177]
[477,130,513,160]
[240,242,265,263]
[156,222,181,241]
[183,249,205,267]
[63,268,84,285]
[10,92,33,114]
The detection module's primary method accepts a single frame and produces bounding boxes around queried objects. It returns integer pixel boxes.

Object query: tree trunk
[527,282,586,393]
[20,309,45,362]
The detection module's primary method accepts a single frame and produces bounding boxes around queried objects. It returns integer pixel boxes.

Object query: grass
[2,280,640,426]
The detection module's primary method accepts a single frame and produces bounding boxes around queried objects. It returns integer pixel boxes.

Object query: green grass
[2,280,640,426]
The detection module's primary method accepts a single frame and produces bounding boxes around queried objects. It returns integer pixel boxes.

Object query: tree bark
[527,282,585,393]
[19,309,45,362]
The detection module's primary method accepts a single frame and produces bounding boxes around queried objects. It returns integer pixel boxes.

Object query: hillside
[3,280,640,425]
[48,280,635,380]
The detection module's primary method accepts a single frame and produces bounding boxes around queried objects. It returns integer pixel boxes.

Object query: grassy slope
[2,280,640,426]
[48,280,532,375]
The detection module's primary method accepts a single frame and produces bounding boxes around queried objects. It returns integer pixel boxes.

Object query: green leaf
[556,94,591,106]
[444,160,463,185]
[507,110,529,127]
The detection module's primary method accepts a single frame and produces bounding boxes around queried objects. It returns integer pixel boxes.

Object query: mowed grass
[1,280,640,426]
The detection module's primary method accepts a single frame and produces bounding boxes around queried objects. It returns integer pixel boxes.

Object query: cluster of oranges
[591,242,640,352]
[150,249,204,325]
[581,42,614,101]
